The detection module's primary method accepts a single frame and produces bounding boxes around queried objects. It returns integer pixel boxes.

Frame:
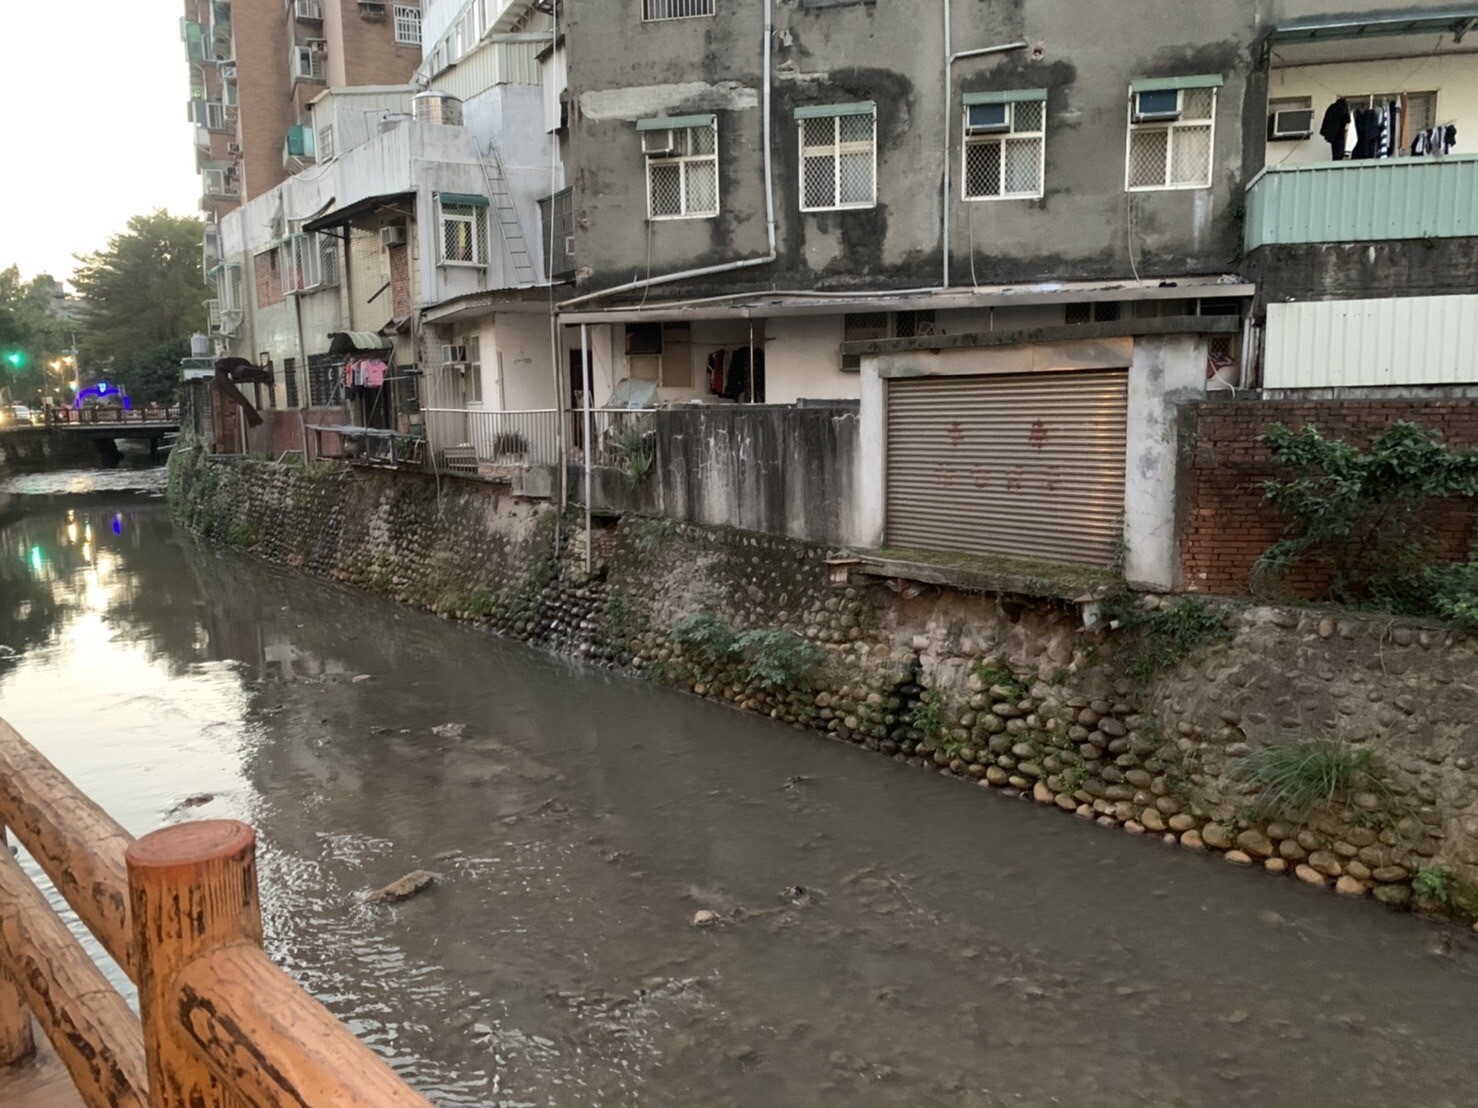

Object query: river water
[0,468,1474,1107]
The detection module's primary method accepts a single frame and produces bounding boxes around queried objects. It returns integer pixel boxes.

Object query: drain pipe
[558,0,777,311]
[940,5,1029,289]
[581,322,594,575]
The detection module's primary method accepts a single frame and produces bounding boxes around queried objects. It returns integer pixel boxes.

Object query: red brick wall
[1180,401,1478,595]
[388,244,411,316]
[254,250,283,309]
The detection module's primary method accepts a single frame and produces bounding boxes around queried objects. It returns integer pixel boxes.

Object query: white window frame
[642,0,716,21]
[1125,83,1218,192]
[281,233,321,293]
[798,105,877,213]
[464,335,483,405]
[217,264,244,313]
[962,95,1046,201]
[317,122,335,161]
[393,4,421,44]
[291,44,327,82]
[438,197,489,266]
[645,121,720,220]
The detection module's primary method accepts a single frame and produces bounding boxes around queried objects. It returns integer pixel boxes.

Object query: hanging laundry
[706,349,727,396]
[362,359,388,388]
[1319,99,1351,160]
[724,347,749,401]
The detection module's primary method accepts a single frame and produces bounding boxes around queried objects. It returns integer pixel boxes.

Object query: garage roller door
[885,370,1128,566]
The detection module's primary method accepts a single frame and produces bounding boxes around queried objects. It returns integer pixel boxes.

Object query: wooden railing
[0,717,432,1107]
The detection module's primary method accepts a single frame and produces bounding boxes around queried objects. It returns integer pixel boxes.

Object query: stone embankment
[169,446,1478,928]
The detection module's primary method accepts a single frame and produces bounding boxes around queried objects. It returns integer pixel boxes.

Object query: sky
[0,0,201,287]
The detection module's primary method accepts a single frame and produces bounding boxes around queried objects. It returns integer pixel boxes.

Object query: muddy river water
[1,468,1474,1107]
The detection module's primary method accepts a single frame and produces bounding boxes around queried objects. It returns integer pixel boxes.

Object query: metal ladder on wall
[474,136,539,287]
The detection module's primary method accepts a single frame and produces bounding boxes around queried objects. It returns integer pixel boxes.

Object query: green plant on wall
[671,612,736,665]
[1413,864,1453,908]
[1107,597,1234,683]
[731,628,825,691]
[609,426,656,488]
[1254,421,1478,612]
[1233,738,1393,823]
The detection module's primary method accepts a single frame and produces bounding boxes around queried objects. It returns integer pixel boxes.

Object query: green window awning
[963,88,1047,106]
[636,114,715,131]
[794,101,876,120]
[436,192,489,207]
[1130,74,1224,94]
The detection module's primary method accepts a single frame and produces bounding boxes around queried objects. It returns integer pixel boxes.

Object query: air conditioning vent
[358,0,387,17]
[964,102,1010,135]
[1132,89,1182,123]
[381,225,407,248]
[641,129,678,158]
[441,343,467,365]
[1269,107,1315,141]
[219,65,237,80]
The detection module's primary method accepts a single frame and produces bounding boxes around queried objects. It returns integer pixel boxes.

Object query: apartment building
[182,0,423,337]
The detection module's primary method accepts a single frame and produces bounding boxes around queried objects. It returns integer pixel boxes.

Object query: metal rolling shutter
[885,370,1129,566]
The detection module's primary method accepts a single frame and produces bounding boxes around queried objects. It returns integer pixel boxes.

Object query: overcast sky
[0,1,200,286]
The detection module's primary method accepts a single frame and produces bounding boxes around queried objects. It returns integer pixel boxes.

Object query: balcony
[1245,155,1478,251]
[291,45,327,83]
[203,168,240,200]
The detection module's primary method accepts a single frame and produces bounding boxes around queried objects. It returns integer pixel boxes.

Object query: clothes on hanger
[1412,124,1458,157]
[1319,98,1352,160]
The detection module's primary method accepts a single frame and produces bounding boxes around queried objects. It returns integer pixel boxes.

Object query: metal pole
[581,322,593,576]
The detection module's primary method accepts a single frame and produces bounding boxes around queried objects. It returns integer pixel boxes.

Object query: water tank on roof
[413,90,463,126]
[190,333,211,358]
[379,112,413,133]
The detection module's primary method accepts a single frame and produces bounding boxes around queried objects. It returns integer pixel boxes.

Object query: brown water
[1,469,1475,1108]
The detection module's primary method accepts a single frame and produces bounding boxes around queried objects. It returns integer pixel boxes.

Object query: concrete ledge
[848,545,1120,603]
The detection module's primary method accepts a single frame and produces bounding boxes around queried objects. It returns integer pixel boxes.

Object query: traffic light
[3,349,25,370]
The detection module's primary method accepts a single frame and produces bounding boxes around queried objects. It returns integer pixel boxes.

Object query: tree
[71,211,210,385]
[125,340,192,406]
[0,266,66,402]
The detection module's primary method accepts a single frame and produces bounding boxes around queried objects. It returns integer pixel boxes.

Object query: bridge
[0,408,181,464]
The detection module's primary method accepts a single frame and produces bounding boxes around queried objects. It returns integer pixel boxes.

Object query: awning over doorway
[327,331,394,356]
[304,191,415,233]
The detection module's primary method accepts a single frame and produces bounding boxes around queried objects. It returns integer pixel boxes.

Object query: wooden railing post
[126,821,260,1108]
[0,825,34,1069]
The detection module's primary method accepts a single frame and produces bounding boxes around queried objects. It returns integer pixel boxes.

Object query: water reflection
[1,475,1476,1107]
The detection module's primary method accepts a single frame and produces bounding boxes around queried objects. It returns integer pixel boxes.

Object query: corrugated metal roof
[1264,295,1478,389]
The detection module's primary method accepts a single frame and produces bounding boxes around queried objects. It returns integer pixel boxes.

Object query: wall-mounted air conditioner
[227,142,242,157]
[1132,89,1182,123]
[219,65,237,80]
[1269,107,1315,141]
[964,102,1010,135]
[381,225,407,248]
[641,129,678,158]
[441,343,467,365]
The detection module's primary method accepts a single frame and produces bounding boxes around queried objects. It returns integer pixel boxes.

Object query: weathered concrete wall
[578,402,862,546]
[171,443,1478,923]
[1246,238,1478,308]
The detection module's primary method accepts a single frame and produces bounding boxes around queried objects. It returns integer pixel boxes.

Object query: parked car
[4,404,32,426]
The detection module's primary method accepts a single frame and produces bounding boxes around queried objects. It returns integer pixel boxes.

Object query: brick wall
[1180,400,1478,595]
[388,244,411,316]
[254,250,283,309]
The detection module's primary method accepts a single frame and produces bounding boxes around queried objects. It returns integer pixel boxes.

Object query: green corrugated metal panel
[1245,155,1478,249]
[962,89,1047,106]
[284,125,315,158]
[636,114,715,131]
[794,101,876,120]
[182,20,205,61]
[1129,74,1223,93]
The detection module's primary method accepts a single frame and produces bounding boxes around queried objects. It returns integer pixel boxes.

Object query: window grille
[307,353,342,407]
[647,123,719,219]
[642,0,715,20]
[439,200,489,265]
[963,98,1045,200]
[840,311,889,371]
[1341,91,1437,145]
[393,5,421,44]
[317,123,335,160]
[800,109,876,211]
[284,357,299,408]
[1127,86,1215,190]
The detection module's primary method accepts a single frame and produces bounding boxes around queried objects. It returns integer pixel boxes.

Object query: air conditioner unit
[1132,89,1182,123]
[227,142,242,157]
[441,344,467,365]
[219,65,237,80]
[964,102,1010,135]
[381,225,407,248]
[641,129,678,158]
[1269,107,1315,141]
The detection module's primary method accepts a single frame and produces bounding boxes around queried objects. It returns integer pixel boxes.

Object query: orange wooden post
[0,825,34,1069]
[126,821,260,1108]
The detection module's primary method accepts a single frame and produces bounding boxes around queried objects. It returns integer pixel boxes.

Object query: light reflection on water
[1,469,1476,1107]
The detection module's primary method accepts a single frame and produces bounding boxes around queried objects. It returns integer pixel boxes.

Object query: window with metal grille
[840,311,889,371]
[647,123,719,219]
[963,98,1045,200]
[280,233,336,292]
[642,0,715,21]
[284,357,299,408]
[393,5,421,44]
[439,199,488,265]
[462,335,483,404]
[800,107,876,211]
[1126,85,1216,190]
[317,123,335,161]
[307,353,343,407]
[539,188,576,281]
[1340,91,1437,146]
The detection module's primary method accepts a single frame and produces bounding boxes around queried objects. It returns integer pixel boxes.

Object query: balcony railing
[424,408,560,471]
[1245,154,1478,250]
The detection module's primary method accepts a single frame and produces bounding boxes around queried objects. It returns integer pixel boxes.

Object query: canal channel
[1,468,1474,1107]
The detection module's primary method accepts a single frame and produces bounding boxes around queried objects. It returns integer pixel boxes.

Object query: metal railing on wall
[423,407,561,472]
